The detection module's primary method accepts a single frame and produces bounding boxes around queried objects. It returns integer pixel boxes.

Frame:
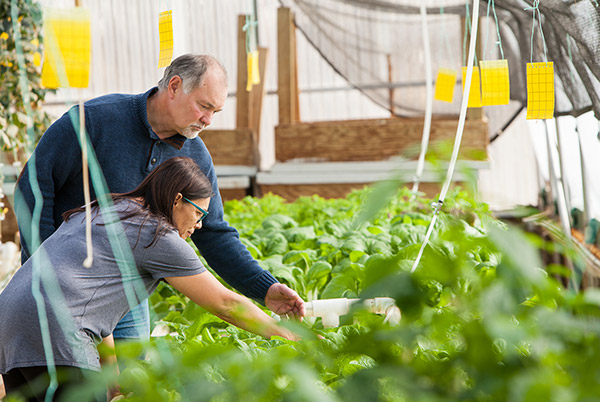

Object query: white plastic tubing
[412,3,434,193]
[304,297,401,328]
[410,0,480,274]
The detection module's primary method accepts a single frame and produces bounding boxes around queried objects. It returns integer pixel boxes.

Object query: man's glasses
[182,196,209,223]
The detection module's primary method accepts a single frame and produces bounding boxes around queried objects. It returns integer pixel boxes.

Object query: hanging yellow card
[526,62,554,120]
[480,59,510,106]
[434,68,457,103]
[462,66,482,108]
[41,7,91,88]
[246,50,260,91]
[158,10,173,68]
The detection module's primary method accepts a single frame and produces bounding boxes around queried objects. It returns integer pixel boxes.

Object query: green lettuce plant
[12,187,600,402]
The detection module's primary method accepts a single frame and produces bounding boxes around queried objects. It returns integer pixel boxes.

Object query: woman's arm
[99,334,120,401]
[165,272,298,340]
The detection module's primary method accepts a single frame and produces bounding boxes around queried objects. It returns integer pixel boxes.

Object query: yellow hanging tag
[434,68,457,103]
[41,7,91,88]
[251,50,260,85]
[462,66,482,108]
[480,59,510,106]
[246,50,260,92]
[526,62,554,120]
[158,10,173,68]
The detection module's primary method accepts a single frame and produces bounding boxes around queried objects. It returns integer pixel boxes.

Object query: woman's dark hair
[63,156,214,247]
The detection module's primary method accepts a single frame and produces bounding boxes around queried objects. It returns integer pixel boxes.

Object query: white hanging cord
[79,92,93,268]
[412,3,434,194]
[575,122,590,228]
[482,0,505,60]
[554,119,572,215]
[527,0,549,63]
[544,120,577,290]
[411,0,480,273]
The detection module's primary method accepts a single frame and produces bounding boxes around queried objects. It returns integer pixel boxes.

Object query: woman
[0,156,298,401]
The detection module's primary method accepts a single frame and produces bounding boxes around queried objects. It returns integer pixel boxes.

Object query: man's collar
[161,135,187,150]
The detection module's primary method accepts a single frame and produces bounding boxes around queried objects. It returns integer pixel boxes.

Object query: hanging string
[62,1,94,268]
[463,2,479,66]
[158,0,170,11]
[490,0,505,59]
[462,2,469,66]
[439,7,453,67]
[482,0,505,60]
[483,0,492,60]
[412,0,480,273]
[526,0,549,63]
[79,95,94,268]
[243,16,258,53]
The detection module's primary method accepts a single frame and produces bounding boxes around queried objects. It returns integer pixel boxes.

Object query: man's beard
[181,124,205,139]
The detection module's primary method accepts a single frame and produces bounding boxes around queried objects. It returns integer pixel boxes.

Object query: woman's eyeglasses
[182,196,209,223]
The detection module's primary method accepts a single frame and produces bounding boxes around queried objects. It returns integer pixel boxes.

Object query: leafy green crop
[30,187,600,402]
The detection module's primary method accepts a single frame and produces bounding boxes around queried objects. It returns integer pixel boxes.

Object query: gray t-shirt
[0,199,205,373]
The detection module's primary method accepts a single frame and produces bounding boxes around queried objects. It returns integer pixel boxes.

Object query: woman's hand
[166,272,301,341]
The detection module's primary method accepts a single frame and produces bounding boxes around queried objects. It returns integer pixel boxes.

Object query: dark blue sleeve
[189,162,278,304]
[15,107,82,262]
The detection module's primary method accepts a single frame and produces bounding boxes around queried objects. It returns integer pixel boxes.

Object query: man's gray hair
[157,54,228,93]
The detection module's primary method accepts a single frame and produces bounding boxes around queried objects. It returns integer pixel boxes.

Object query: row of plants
[8,186,599,401]
[113,188,600,400]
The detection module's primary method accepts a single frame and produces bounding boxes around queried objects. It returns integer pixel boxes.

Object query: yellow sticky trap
[462,66,482,108]
[158,10,173,68]
[526,62,555,120]
[480,59,510,106]
[246,50,260,91]
[434,68,457,103]
[41,7,91,88]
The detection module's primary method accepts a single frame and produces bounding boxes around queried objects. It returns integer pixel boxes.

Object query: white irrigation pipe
[544,120,571,238]
[553,119,572,215]
[304,297,401,328]
[575,121,590,227]
[412,3,434,193]
[411,0,480,274]
[544,120,578,290]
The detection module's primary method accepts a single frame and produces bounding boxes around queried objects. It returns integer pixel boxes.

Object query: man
[15,54,304,342]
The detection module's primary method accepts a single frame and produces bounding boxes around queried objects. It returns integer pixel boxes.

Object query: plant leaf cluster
[33,187,600,402]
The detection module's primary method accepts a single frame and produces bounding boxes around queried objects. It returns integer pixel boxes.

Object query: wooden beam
[199,128,258,166]
[258,182,461,201]
[277,7,299,125]
[291,17,300,122]
[221,188,251,201]
[236,15,251,129]
[249,47,269,144]
[387,54,394,116]
[275,117,488,163]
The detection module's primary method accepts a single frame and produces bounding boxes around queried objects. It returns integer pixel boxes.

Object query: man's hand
[265,283,305,319]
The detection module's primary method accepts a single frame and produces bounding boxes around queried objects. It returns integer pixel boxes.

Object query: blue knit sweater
[15,88,277,302]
